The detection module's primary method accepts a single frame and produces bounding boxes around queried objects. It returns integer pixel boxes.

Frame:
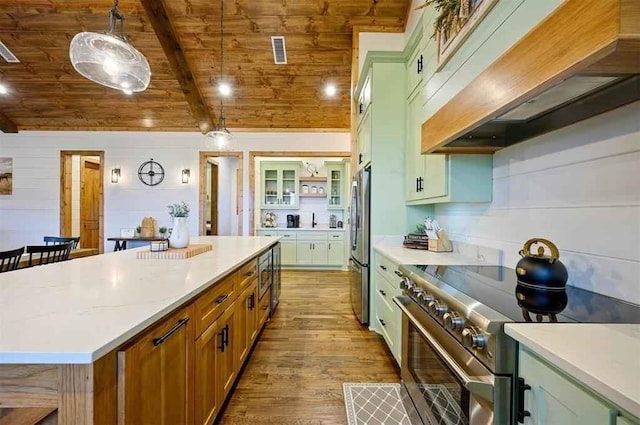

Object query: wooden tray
[136,244,212,259]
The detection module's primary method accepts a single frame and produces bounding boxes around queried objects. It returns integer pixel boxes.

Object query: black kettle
[516,238,568,289]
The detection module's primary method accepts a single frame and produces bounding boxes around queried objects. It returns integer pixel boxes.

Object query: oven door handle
[394,296,495,402]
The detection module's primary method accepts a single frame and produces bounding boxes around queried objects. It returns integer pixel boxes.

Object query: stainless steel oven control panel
[399,274,499,372]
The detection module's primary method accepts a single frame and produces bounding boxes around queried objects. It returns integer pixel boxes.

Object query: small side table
[107,237,168,252]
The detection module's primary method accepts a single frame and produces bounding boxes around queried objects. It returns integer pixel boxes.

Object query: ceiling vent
[271,36,287,64]
[0,41,19,63]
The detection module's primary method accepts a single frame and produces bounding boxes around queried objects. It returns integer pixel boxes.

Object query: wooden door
[216,305,236,405]
[209,162,218,235]
[118,306,194,425]
[80,157,100,248]
[194,318,222,425]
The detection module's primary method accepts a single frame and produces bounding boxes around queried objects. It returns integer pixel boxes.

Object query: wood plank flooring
[218,270,400,424]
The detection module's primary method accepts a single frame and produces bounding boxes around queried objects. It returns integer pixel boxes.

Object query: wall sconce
[111,168,121,183]
[182,169,190,184]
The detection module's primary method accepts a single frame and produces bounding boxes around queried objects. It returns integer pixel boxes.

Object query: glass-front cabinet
[325,160,346,209]
[260,162,301,209]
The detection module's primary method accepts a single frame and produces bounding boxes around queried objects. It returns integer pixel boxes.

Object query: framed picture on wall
[0,158,13,195]
[120,228,135,238]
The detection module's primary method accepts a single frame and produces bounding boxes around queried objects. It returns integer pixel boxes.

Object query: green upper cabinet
[325,160,347,210]
[356,108,372,169]
[260,162,301,209]
[404,7,492,206]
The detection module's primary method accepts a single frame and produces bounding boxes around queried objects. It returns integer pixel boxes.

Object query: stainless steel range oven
[395,296,509,425]
[395,264,640,425]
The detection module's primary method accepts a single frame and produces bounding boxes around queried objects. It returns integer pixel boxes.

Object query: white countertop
[257,227,346,232]
[373,236,501,266]
[505,324,640,418]
[0,236,278,365]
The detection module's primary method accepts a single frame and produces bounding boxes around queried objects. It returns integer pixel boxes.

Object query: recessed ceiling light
[219,83,231,97]
[325,84,337,97]
[0,83,8,95]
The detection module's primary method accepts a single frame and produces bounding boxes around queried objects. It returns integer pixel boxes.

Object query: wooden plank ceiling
[0,0,410,132]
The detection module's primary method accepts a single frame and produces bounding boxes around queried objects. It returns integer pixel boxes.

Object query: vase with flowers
[167,202,190,248]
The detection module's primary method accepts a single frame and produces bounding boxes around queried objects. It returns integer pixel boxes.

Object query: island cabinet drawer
[236,258,257,290]
[194,274,238,337]
[328,231,344,240]
[297,231,327,241]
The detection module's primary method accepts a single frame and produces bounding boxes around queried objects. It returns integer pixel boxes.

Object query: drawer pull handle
[262,304,269,310]
[380,265,387,271]
[215,294,229,304]
[394,270,403,277]
[152,318,189,346]
[248,293,255,311]
[379,289,387,296]
[245,270,255,277]
[379,318,386,327]
[517,378,531,423]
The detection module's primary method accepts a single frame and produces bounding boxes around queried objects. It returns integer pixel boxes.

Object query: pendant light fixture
[69,0,150,93]
[207,0,233,148]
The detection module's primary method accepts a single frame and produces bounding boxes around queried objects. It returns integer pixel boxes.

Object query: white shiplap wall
[0,131,349,251]
[433,102,640,304]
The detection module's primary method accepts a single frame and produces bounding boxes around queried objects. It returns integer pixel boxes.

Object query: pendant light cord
[219,0,225,118]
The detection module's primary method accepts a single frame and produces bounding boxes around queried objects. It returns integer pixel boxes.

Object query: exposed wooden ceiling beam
[139,0,215,134]
[0,111,18,133]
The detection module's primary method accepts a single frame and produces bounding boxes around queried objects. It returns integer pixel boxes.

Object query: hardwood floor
[218,270,400,424]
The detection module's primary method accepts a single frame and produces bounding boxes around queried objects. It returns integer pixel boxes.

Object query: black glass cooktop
[406,265,640,324]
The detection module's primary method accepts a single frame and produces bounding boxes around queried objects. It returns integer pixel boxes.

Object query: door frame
[209,161,218,235]
[60,150,105,253]
[248,151,350,235]
[198,151,243,236]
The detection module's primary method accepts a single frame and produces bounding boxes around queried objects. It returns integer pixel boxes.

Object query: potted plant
[159,226,168,238]
[135,226,142,237]
[419,0,469,41]
[167,202,190,248]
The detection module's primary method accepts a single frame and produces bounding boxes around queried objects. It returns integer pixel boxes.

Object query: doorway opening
[199,151,243,236]
[60,151,105,253]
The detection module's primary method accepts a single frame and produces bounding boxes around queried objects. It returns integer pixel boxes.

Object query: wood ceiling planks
[0,0,410,131]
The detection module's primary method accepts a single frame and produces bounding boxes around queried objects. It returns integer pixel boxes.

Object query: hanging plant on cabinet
[418,0,471,42]
[418,0,496,67]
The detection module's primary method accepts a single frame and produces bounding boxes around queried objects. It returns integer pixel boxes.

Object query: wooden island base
[0,249,274,425]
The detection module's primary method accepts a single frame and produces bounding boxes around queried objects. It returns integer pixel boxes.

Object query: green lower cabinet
[280,240,296,266]
[327,241,344,266]
[518,348,638,425]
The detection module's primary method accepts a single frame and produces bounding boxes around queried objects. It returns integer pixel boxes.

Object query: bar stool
[43,236,80,249]
[25,242,73,267]
[0,247,25,273]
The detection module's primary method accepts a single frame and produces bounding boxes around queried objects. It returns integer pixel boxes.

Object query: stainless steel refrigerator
[349,165,370,325]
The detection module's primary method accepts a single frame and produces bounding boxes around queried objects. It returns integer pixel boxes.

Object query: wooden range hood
[421,0,640,154]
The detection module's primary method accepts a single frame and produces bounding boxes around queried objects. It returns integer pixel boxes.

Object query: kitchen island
[0,236,279,425]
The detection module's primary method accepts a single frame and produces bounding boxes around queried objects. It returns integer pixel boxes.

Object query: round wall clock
[137,159,165,186]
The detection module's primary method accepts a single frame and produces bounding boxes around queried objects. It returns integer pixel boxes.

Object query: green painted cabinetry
[325,160,347,209]
[404,10,493,206]
[518,347,639,425]
[260,162,301,209]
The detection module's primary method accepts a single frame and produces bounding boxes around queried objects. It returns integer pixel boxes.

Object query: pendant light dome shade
[69,1,150,92]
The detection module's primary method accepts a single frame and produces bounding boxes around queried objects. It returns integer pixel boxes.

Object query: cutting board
[136,244,212,259]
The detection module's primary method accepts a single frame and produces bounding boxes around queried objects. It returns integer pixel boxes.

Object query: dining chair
[0,247,25,273]
[25,242,73,267]
[43,236,80,249]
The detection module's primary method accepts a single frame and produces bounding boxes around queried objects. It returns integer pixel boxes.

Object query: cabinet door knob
[379,317,386,327]
[394,270,403,278]
[379,289,387,296]
[380,265,387,271]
